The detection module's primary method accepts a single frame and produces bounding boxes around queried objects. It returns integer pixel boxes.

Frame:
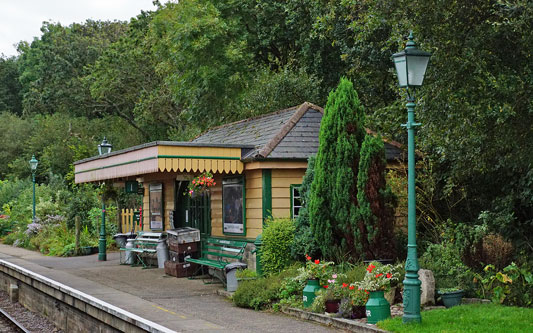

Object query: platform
[0,244,334,332]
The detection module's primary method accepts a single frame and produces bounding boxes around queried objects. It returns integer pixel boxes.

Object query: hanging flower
[187,172,216,197]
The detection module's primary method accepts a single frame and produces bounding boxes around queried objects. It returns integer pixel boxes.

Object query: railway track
[0,307,30,333]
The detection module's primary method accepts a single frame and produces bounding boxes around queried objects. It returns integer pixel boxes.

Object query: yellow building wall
[271,169,305,218]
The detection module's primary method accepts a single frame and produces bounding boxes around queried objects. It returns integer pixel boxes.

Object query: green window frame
[290,184,302,219]
[222,176,246,235]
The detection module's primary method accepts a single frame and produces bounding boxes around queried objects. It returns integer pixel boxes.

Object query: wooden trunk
[168,241,198,254]
[164,261,198,278]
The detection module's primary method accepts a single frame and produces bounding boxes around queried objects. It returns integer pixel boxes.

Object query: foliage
[0,56,22,115]
[473,263,533,307]
[321,272,347,300]
[309,78,366,261]
[261,218,295,276]
[235,268,257,280]
[232,274,284,310]
[291,155,320,261]
[353,262,402,292]
[378,304,533,333]
[357,134,397,260]
[420,241,473,291]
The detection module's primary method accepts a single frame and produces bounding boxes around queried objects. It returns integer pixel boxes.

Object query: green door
[174,180,211,238]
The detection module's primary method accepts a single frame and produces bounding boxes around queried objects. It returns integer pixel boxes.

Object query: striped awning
[74,143,245,183]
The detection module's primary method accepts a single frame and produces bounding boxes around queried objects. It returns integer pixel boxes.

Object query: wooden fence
[120,208,141,233]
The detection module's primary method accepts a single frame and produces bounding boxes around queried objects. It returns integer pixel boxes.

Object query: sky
[0,0,164,57]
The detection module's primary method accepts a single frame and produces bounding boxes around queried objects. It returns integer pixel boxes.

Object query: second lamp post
[392,32,431,324]
[98,137,112,261]
[29,155,39,222]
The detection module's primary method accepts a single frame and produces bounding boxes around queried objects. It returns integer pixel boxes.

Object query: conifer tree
[309,78,365,260]
[357,135,397,260]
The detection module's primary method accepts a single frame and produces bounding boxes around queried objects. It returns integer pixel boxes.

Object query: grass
[377,304,533,333]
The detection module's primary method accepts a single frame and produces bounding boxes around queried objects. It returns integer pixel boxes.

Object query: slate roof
[192,102,405,161]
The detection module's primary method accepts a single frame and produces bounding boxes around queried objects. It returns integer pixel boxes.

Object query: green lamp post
[29,155,39,222]
[97,137,112,261]
[392,32,431,324]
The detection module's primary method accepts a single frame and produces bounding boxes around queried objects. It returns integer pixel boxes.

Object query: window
[223,177,245,235]
[291,184,302,219]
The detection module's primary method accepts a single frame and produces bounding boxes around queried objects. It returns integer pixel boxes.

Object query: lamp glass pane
[393,55,408,87]
[30,159,38,171]
[407,55,430,87]
[98,146,103,155]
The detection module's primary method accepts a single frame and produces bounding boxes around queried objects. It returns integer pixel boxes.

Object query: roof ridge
[257,102,312,158]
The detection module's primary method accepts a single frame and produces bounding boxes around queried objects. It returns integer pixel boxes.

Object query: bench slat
[203,251,243,260]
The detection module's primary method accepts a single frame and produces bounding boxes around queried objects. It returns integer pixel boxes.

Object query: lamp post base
[98,238,107,261]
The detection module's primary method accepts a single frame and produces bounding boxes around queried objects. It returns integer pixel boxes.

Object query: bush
[261,218,295,276]
[232,275,283,310]
[420,242,473,292]
[474,262,533,307]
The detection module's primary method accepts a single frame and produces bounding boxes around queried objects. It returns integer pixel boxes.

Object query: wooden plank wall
[245,169,263,239]
[271,169,305,219]
[210,174,223,237]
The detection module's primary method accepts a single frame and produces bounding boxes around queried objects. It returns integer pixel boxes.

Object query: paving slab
[0,244,338,332]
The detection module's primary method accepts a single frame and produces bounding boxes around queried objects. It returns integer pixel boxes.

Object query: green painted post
[98,199,107,261]
[392,32,430,324]
[32,173,36,222]
[402,96,421,323]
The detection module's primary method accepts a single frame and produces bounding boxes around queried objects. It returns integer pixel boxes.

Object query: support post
[402,96,422,323]
[32,173,36,222]
[99,198,107,261]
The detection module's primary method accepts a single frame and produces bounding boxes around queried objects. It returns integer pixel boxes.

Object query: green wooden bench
[120,231,165,268]
[185,237,247,285]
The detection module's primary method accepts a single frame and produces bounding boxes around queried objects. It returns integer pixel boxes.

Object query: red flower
[349,286,355,290]
[386,273,392,279]
[342,283,348,288]
[365,290,369,294]
[305,254,312,261]
[314,259,320,265]
[323,285,329,289]
[367,264,376,273]
[375,273,383,278]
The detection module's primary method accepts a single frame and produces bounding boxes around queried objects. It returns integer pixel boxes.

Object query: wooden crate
[164,261,198,278]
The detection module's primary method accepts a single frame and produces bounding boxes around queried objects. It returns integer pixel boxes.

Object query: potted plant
[339,285,369,319]
[300,255,334,308]
[321,273,346,313]
[438,287,465,308]
[353,262,402,324]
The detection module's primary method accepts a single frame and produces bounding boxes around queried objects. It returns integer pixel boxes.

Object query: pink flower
[332,274,337,279]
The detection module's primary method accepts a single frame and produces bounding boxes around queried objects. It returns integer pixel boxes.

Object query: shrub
[482,234,513,269]
[420,242,473,292]
[232,275,283,310]
[261,218,295,276]
[474,262,533,307]
[291,155,320,261]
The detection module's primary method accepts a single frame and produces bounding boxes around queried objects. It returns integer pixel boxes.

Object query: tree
[357,134,396,260]
[309,78,366,261]
[0,56,22,115]
[17,20,127,117]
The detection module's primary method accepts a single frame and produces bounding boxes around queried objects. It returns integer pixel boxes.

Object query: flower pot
[325,299,340,313]
[351,305,366,319]
[303,279,321,308]
[439,290,464,308]
[366,290,391,324]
